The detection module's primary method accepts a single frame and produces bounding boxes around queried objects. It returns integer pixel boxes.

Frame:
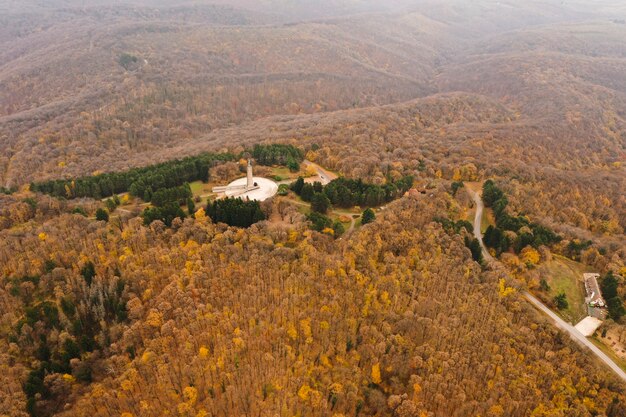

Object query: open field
[282,191,370,234]
[599,326,626,364]
[269,166,300,181]
[590,337,626,373]
[189,181,213,196]
[332,213,352,227]
[534,255,590,324]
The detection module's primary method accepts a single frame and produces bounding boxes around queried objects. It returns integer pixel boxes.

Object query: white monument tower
[211,159,277,201]
[246,159,254,189]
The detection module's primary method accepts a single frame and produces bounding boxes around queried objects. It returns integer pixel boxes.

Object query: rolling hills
[1,1,626,416]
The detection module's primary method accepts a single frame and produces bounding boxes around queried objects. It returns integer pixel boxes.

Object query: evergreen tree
[361,208,376,225]
[31,152,233,200]
[286,158,300,172]
[553,293,569,310]
[95,208,109,222]
[300,184,314,202]
[278,184,290,196]
[600,272,619,299]
[323,176,413,208]
[250,144,304,166]
[292,177,305,194]
[332,221,345,237]
[187,198,196,215]
[206,198,266,228]
[482,180,504,207]
[142,203,186,227]
[105,198,117,212]
[607,297,625,321]
[72,207,88,217]
[311,193,331,214]
[81,262,96,286]
[464,236,483,263]
[451,181,464,196]
[306,212,332,232]
[602,272,625,320]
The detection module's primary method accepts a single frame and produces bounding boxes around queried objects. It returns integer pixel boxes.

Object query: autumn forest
[1,0,626,416]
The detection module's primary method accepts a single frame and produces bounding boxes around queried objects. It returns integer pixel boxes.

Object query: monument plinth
[212,159,278,202]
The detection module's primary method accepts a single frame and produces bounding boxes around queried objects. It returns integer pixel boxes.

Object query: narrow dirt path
[466,187,495,264]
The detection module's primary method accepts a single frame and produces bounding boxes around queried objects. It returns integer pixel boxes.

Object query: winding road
[469,188,495,264]
[467,186,626,383]
[302,160,338,185]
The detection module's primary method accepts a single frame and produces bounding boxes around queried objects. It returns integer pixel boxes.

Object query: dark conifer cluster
[206,197,266,228]
[251,144,304,170]
[292,176,414,208]
[142,203,188,227]
[601,272,626,320]
[482,180,561,255]
[149,184,192,207]
[30,153,234,200]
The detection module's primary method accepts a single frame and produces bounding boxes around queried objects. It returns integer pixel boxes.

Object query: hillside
[1,1,626,416]
[1,187,625,417]
[2,1,625,188]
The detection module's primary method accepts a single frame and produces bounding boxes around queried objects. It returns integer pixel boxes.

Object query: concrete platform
[575,316,603,337]
[224,177,278,201]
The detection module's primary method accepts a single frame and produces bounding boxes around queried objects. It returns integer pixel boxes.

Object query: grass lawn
[270,166,300,180]
[189,181,214,196]
[534,255,590,323]
[296,204,310,215]
[283,192,381,233]
[589,337,626,372]
[482,207,495,233]
[287,193,308,205]
[290,200,353,224]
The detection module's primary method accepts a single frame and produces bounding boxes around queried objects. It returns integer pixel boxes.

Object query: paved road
[524,291,626,381]
[467,185,626,383]
[302,160,338,185]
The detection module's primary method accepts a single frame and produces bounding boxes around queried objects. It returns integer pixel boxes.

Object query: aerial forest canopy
[2,190,625,417]
[1,0,626,416]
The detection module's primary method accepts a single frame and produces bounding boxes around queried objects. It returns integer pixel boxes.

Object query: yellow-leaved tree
[372,363,382,384]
